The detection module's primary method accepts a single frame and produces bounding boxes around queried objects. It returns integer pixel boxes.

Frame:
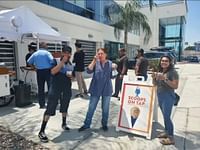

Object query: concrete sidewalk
[0,64,200,150]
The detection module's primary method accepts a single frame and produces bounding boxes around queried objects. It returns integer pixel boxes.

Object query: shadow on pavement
[51,126,127,146]
[52,128,93,143]
[0,105,18,117]
[71,88,90,100]
[94,125,127,138]
[175,131,200,150]
[0,99,36,117]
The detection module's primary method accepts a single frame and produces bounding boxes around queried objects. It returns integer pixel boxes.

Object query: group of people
[115,48,179,145]
[112,48,149,99]
[26,42,87,108]
[25,43,179,145]
[27,44,114,143]
[25,42,82,142]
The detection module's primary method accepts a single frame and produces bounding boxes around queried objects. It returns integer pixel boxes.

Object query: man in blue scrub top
[27,42,54,108]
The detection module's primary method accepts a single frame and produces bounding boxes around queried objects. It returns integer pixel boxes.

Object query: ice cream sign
[117,82,155,139]
[127,86,146,105]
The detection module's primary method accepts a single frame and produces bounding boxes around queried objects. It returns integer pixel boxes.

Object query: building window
[49,0,64,9]
[66,0,86,8]
[36,0,110,24]
[159,16,185,60]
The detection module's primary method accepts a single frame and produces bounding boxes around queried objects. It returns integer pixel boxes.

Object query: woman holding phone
[78,48,113,132]
[152,55,179,145]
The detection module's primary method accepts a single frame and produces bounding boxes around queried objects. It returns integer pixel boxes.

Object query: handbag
[174,92,180,106]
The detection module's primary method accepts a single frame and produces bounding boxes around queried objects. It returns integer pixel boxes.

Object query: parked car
[144,51,176,64]
[128,58,136,69]
[185,56,199,63]
[150,47,177,64]
[128,49,177,70]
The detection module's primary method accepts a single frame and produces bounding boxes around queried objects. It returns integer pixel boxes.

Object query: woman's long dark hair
[158,55,174,73]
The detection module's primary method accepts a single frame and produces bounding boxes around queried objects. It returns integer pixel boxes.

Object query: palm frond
[141,21,152,44]
[114,28,121,41]
[112,20,124,40]
[105,0,153,47]
[130,11,152,43]
[104,5,111,21]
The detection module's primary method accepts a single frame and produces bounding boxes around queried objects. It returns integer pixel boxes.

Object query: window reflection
[159,16,185,60]
[36,0,117,25]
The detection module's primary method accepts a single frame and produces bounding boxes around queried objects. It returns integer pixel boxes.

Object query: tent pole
[36,38,39,50]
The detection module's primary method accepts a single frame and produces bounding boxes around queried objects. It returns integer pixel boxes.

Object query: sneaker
[62,124,70,131]
[101,126,108,131]
[38,132,48,143]
[75,93,84,98]
[78,126,90,132]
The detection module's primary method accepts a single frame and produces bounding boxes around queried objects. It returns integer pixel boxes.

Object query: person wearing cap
[27,42,54,108]
[38,45,73,143]
[25,42,36,67]
[135,49,149,81]
[73,42,87,98]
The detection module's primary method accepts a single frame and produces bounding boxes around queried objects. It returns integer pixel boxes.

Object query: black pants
[36,69,51,107]
[113,74,123,97]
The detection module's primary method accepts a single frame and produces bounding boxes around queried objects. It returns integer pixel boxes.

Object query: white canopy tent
[0,6,69,43]
[0,15,19,41]
[0,6,71,82]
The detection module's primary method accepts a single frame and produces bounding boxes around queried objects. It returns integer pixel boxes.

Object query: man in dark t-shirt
[135,49,149,81]
[72,42,87,97]
[112,48,128,99]
[25,43,36,66]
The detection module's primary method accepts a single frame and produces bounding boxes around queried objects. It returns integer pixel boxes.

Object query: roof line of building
[142,0,187,11]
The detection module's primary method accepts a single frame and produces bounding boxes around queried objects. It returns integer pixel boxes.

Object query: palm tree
[105,0,153,51]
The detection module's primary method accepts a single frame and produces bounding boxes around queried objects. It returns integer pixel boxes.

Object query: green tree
[184,46,195,51]
[105,0,152,51]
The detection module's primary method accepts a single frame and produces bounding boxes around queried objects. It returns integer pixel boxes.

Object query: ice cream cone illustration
[130,106,140,128]
[135,87,140,97]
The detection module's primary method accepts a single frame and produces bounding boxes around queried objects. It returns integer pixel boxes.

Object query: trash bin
[14,82,32,107]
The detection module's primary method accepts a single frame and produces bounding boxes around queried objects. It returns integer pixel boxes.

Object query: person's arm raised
[88,55,97,71]
[51,56,67,75]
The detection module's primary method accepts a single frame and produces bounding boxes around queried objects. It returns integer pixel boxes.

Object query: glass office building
[159,16,185,60]
[0,0,187,89]
[36,0,115,24]
[36,0,123,61]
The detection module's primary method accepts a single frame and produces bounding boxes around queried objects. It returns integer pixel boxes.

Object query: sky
[115,0,199,46]
[185,0,200,46]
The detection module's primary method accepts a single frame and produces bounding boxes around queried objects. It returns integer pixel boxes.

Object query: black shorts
[44,84,72,116]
